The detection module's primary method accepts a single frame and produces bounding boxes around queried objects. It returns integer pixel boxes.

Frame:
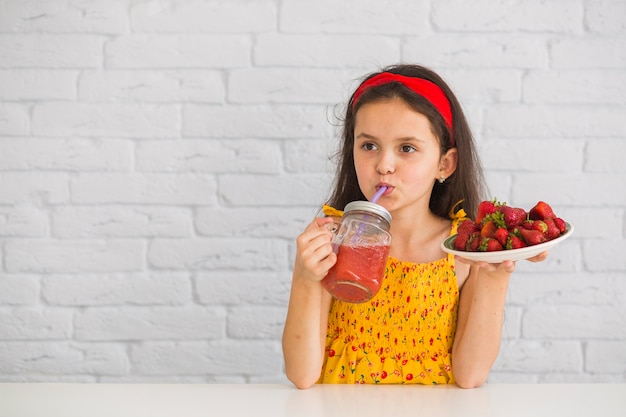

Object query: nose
[376,150,395,175]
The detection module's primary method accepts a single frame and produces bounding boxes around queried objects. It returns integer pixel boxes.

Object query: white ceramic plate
[441,223,574,263]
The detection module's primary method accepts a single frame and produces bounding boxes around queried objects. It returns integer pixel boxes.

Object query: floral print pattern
[320,230,460,385]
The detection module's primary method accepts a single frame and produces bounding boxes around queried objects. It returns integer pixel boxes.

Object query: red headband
[352,72,454,146]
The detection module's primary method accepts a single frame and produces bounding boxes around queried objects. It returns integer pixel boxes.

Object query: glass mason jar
[322,201,392,303]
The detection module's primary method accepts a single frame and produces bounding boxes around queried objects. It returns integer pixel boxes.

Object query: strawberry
[508,226,521,238]
[454,231,470,250]
[543,217,561,240]
[529,201,555,221]
[553,217,567,234]
[499,205,527,227]
[468,233,481,251]
[476,200,498,226]
[522,219,548,234]
[506,235,526,250]
[494,227,509,246]
[481,220,497,238]
[455,219,479,250]
[519,228,546,246]
[531,220,548,234]
[479,237,503,252]
[458,219,479,235]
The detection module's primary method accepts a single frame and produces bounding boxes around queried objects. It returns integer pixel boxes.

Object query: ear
[438,148,458,180]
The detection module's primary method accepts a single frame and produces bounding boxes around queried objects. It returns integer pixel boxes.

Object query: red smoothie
[322,244,390,303]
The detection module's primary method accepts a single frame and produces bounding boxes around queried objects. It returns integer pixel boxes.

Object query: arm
[451,253,548,388]
[282,217,336,389]
[451,262,511,388]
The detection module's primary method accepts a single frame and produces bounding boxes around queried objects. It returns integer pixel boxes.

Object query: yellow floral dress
[319,220,462,385]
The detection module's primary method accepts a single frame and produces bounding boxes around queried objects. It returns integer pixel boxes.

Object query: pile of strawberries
[454,200,568,252]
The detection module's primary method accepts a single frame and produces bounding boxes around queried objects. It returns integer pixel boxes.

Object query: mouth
[376,184,393,195]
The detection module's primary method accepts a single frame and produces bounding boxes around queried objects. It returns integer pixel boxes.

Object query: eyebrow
[355,132,426,143]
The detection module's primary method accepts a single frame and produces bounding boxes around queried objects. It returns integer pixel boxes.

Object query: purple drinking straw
[370,186,387,203]
[351,186,389,242]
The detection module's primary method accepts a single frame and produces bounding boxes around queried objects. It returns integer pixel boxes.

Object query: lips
[376,184,393,195]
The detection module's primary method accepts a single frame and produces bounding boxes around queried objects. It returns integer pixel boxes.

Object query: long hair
[326,64,487,219]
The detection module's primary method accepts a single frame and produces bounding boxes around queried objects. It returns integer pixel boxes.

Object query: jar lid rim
[343,201,392,224]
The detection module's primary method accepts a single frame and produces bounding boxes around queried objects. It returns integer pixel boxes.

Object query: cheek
[353,152,369,175]
[354,162,369,188]
[404,161,439,184]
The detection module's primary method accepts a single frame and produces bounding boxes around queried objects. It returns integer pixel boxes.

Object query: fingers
[294,217,337,282]
[476,261,514,273]
[455,256,516,273]
[500,260,516,273]
[456,249,550,269]
[527,251,549,263]
[312,216,335,228]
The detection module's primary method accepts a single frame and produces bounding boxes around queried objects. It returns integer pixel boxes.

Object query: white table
[1,383,624,417]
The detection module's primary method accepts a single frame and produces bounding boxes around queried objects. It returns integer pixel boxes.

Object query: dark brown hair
[327,64,487,219]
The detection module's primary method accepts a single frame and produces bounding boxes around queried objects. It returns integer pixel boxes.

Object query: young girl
[282,64,547,389]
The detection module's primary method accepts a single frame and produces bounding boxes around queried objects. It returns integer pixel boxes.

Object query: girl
[282,64,547,389]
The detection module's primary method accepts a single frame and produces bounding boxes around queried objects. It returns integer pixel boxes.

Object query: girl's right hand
[293,217,337,282]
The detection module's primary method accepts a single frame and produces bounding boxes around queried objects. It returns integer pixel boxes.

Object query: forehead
[354,97,437,141]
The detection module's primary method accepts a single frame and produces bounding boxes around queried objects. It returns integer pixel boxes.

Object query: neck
[387,207,451,264]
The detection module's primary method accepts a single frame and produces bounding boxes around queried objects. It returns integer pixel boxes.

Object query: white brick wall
[0,0,624,383]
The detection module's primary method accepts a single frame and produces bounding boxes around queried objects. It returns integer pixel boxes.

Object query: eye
[400,144,416,153]
[362,142,378,151]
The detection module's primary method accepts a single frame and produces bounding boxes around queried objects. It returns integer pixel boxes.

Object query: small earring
[439,176,445,184]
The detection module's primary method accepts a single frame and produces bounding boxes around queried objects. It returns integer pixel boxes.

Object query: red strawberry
[529,201,555,221]
[481,220,497,238]
[553,217,567,233]
[508,226,521,237]
[454,232,470,250]
[499,205,527,227]
[494,227,509,246]
[468,232,481,251]
[543,217,561,240]
[519,228,546,246]
[458,219,479,235]
[522,219,548,233]
[506,235,527,250]
[455,219,479,250]
[480,237,503,252]
[476,200,497,225]
[531,220,548,234]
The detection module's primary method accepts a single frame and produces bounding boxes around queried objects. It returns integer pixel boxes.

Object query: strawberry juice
[322,243,390,303]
